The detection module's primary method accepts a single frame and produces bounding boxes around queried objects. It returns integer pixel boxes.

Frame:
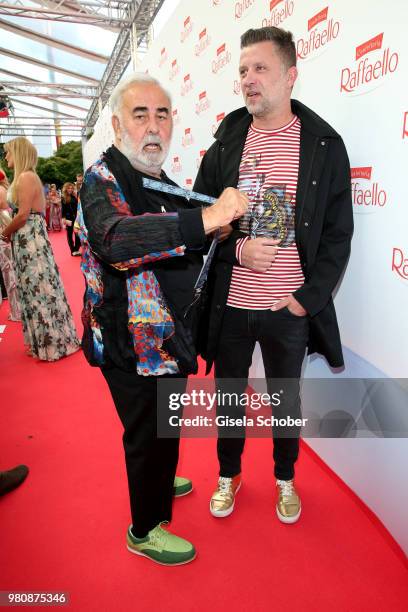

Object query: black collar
[103,145,170,216]
[214,99,340,144]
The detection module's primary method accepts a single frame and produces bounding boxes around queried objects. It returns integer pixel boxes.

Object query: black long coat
[194,99,354,372]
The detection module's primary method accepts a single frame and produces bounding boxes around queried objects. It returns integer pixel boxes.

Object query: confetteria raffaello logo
[195,91,211,115]
[212,43,232,74]
[340,33,399,94]
[159,47,168,68]
[180,73,193,96]
[180,16,193,42]
[212,112,225,135]
[392,248,408,281]
[195,27,211,56]
[172,108,180,126]
[169,59,180,81]
[234,0,256,20]
[182,128,194,148]
[171,156,182,173]
[262,0,294,28]
[196,149,207,169]
[351,167,387,213]
[233,79,242,95]
[297,6,340,61]
[402,112,408,139]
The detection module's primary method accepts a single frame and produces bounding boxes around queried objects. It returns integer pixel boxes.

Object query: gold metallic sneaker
[210,474,241,517]
[276,479,301,524]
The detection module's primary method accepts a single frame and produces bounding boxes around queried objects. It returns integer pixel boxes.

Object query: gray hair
[109,72,172,116]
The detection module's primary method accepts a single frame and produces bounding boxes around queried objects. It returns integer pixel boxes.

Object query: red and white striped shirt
[227,116,304,310]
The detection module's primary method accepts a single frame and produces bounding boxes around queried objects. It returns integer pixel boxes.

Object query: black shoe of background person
[0,465,29,496]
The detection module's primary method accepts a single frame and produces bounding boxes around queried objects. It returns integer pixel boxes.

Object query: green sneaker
[127,523,196,566]
[173,476,193,497]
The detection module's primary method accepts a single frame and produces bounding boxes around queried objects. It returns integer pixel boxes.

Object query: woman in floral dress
[1,137,80,361]
[0,168,20,320]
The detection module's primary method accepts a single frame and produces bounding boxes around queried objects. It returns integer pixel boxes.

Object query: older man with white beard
[78,73,247,566]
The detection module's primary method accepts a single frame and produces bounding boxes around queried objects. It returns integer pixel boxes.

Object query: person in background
[43,183,50,229]
[1,137,80,361]
[61,182,81,256]
[47,183,62,231]
[0,168,20,321]
[0,268,6,302]
[75,173,83,197]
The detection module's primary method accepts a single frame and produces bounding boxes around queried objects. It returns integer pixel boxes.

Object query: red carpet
[1,231,407,611]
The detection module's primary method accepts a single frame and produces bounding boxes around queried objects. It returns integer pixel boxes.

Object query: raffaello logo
[172,108,180,126]
[233,79,242,95]
[159,47,168,68]
[180,16,193,42]
[196,149,207,169]
[402,112,408,139]
[392,248,408,281]
[169,59,180,81]
[297,6,340,61]
[195,27,211,56]
[351,167,387,212]
[171,156,182,173]
[212,43,232,74]
[182,128,194,148]
[180,74,193,97]
[185,178,193,189]
[340,33,399,94]
[235,0,256,20]
[212,112,225,135]
[262,0,294,28]
[195,91,211,115]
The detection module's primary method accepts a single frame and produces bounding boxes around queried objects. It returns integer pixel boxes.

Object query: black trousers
[66,224,80,253]
[214,306,309,481]
[101,366,184,538]
[0,268,7,299]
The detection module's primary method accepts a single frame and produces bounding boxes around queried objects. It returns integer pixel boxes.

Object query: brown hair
[62,182,75,199]
[240,27,296,69]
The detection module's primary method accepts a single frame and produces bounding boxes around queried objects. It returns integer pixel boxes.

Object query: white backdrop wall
[84,0,408,552]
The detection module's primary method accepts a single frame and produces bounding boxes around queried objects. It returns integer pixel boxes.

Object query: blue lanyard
[142,176,219,292]
[142,177,216,205]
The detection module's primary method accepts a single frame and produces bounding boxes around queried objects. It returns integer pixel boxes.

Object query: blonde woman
[1,137,80,360]
[0,168,20,320]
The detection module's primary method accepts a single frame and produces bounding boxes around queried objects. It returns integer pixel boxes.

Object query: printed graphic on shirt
[249,185,295,248]
[237,150,296,248]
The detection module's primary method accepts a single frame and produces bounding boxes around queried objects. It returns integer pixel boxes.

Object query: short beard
[119,130,169,176]
[245,95,269,118]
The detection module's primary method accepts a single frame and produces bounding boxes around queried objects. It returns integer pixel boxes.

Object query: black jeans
[101,366,185,538]
[66,224,80,253]
[214,306,309,481]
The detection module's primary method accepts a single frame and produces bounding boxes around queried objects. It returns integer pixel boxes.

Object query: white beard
[119,130,169,176]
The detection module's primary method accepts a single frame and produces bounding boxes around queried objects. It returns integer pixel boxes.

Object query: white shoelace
[277,479,294,498]
[218,476,233,494]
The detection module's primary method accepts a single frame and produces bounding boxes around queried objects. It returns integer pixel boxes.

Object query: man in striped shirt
[194,27,353,524]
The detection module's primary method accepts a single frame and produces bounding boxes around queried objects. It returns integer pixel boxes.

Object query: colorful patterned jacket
[78,150,206,375]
